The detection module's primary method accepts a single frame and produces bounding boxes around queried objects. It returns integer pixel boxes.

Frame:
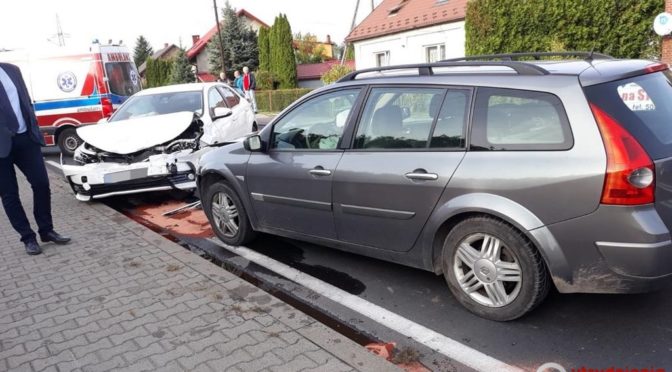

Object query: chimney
[164,43,169,49]
[326,34,332,44]
[192,35,200,45]
[663,0,672,64]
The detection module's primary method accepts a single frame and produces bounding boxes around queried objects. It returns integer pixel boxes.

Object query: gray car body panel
[198,63,672,294]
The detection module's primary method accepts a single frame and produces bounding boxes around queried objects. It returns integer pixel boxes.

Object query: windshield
[584,71,672,160]
[105,62,142,97]
[109,91,203,122]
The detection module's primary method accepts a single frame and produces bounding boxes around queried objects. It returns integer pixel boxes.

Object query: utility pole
[342,0,361,64]
[48,14,70,47]
[213,0,226,77]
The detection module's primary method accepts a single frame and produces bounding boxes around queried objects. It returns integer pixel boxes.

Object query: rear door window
[353,87,470,150]
[584,71,672,160]
[471,88,573,151]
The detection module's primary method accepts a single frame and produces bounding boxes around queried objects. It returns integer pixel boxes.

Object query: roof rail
[336,61,549,83]
[443,51,615,62]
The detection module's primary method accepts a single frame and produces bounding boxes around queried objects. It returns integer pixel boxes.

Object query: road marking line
[45,160,62,170]
[207,238,523,372]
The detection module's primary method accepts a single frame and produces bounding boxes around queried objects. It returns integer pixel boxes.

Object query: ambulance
[0,43,142,155]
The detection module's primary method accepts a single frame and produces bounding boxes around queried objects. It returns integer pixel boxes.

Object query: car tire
[442,216,550,321]
[252,122,259,132]
[58,127,82,156]
[204,181,256,246]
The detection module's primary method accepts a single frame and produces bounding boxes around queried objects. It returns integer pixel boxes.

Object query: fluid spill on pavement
[247,236,367,295]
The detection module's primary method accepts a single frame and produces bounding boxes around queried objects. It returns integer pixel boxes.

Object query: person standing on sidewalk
[242,66,257,113]
[233,70,244,95]
[0,62,70,255]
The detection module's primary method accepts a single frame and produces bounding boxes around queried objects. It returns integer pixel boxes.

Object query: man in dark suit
[0,62,70,255]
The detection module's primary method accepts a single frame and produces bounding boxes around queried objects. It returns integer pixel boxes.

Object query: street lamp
[213,0,227,78]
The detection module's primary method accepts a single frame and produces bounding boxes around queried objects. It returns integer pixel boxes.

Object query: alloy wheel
[211,192,240,238]
[453,233,522,308]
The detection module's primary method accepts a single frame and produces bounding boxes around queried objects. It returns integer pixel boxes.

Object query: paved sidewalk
[0,169,400,372]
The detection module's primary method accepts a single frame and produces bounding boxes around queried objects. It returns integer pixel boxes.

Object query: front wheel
[58,127,82,156]
[442,216,550,321]
[203,181,256,246]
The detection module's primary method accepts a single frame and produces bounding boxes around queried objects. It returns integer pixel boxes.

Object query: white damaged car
[61,83,256,201]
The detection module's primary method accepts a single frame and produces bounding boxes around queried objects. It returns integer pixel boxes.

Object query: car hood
[77,111,196,155]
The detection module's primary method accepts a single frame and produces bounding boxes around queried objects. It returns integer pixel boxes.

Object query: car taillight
[590,103,655,205]
[101,97,114,117]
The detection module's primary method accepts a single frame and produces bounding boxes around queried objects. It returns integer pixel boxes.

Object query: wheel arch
[424,193,570,287]
[197,168,259,229]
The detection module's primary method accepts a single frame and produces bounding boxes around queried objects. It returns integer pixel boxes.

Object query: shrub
[465,0,662,59]
[255,70,278,90]
[321,64,354,85]
[255,88,312,113]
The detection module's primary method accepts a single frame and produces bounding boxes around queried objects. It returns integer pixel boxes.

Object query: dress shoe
[40,231,71,245]
[25,240,42,255]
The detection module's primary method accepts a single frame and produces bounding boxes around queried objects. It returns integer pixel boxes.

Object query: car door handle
[405,172,438,181]
[309,169,332,176]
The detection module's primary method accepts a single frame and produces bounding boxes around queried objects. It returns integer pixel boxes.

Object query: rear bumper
[595,240,672,278]
[541,204,672,294]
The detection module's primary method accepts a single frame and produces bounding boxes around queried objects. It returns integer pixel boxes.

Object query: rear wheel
[442,216,550,321]
[58,127,82,156]
[204,181,256,246]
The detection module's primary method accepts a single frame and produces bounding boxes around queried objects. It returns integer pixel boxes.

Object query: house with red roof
[297,59,355,88]
[346,0,467,69]
[187,9,269,82]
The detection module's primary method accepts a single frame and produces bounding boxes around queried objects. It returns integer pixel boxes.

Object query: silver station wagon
[197,52,672,321]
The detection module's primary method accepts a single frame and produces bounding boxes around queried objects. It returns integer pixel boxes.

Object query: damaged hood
[77,111,196,155]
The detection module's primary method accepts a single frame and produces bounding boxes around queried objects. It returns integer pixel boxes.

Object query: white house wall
[353,21,465,70]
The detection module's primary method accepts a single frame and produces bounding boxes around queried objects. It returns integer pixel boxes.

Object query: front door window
[272,89,361,150]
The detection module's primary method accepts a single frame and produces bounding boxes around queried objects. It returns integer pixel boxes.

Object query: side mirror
[97,117,108,125]
[243,134,263,152]
[213,107,233,119]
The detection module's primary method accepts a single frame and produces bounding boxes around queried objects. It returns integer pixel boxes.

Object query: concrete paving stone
[71,337,114,359]
[7,345,48,369]
[235,351,284,371]
[0,171,398,372]
[212,332,257,355]
[81,355,126,372]
[270,354,319,372]
[121,341,166,364]
[149,344,192,368]
[301,358,357,372]
[43,334,89,356]
[206,348,254,371]
[38,319,79,339]
[244,334,289,358]
[120,358,156,372]
[95,339,138,363]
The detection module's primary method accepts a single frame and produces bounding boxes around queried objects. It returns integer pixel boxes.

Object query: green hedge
[255,88,312,113]
[465,0,662,59]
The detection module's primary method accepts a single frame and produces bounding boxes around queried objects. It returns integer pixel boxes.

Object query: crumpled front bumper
[62,150,207,201]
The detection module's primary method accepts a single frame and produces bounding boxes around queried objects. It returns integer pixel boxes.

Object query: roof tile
[346,0,467,42]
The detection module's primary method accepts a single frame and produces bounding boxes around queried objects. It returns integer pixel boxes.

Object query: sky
[0,0,384,52]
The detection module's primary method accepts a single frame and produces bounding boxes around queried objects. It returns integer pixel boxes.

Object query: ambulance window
[105,62,141,97]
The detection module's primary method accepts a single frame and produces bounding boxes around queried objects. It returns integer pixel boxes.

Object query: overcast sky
[0,0,383,51]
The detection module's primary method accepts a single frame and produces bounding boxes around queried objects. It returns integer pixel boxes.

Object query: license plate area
[103,168,148,184]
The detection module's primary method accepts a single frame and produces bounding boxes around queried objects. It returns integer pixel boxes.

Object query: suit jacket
[0,62,44,158]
